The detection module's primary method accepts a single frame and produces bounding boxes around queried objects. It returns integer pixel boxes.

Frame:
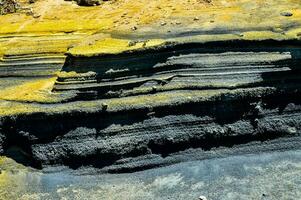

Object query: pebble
[280,11,293,17]
[199,196,207,200]
[288,127,297,134]
[151,86,157,92]
[33,14,41,18]
[101,103,108,111]
[194,17,199,21]
[160,22,167,26]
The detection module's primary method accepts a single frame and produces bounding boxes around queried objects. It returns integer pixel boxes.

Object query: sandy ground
[0,146,301,200]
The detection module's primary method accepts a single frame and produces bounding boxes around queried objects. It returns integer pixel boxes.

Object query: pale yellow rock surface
[0,0,301,115]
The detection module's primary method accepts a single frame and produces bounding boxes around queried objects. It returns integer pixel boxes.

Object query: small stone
[152,86,157,92]
[75,0,101,6]
[128,41,136,47]
[194,17,199,21]
[160,22,167,26]
[199,196,207,200]
[147,112,155,118]
[255,104,263,114]
[101,103,108,111]
[288,127,297,134]
[175,21,181,25]
[131,26,137,31]
[254,118,259,123]
[280,11,293,17]
[33,13,41,18]
[26,8,34,16]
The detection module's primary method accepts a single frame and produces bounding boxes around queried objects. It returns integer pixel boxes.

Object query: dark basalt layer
[1,40,301,172]
[0,54,65,77]
[32,101,301,170]
[56,40,301,101]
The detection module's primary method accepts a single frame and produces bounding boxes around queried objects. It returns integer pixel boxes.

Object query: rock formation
[1,39,300,171]
[0,0,300,187]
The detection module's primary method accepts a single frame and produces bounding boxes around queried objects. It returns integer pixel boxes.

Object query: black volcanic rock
[0,133,5,154]
[65,0,102,6]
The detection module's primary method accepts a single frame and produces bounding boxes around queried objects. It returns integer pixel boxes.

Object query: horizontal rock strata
[0,40,300,172]
[0,54,65,77]
[56,40,301,101]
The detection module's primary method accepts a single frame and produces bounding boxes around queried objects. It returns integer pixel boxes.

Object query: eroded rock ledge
[0,39,301,172]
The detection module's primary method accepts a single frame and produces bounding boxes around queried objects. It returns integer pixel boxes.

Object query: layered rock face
[57,41,301,101]
[0,39,300,172]
[0,54,65,77]
[0,0,301,174]
[38,41,301,171]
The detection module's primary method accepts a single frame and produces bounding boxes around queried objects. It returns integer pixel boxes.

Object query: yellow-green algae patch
[0,87,273,117]
[0,35,82,57]
[0,101,42,117]
[1,0,301,57]
[0,77,61,103]
[0,0,301,116]
[0,20,112,36]
[0,76,76,104]
[68,38,166,57]
[66,28,301,57]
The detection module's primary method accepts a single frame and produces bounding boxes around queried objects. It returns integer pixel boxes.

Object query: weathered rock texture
[0,0,301,173]
[0,39,300,172]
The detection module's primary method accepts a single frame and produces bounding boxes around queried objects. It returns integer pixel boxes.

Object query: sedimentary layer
[0,39,300,172]
[1,0,301,173]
